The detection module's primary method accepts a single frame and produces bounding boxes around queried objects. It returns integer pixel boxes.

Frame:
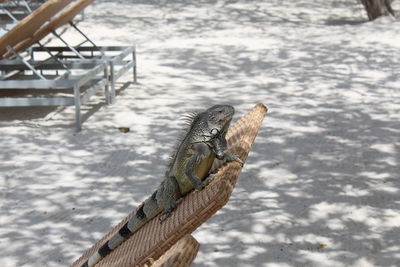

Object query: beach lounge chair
[2,0,136,103]
[71,103,268,266]
[0,0,136,131]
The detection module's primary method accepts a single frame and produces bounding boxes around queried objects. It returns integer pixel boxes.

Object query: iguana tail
[81,192,162,267]
[81,176,182,267]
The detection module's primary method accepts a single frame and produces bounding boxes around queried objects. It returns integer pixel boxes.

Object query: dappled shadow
[325,18,367,26]
[0,106,58,121]
[1,0,400,267]
[0,81,132,129]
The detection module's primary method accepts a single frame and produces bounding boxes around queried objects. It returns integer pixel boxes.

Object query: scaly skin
[168,104,242,196]
[82,105,242,267]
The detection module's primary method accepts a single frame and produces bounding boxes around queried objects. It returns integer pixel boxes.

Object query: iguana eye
[210,128,219,136]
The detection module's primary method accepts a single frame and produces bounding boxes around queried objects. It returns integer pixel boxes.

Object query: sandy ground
[1,0,400,266]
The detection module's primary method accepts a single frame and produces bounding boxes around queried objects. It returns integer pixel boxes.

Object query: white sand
[1,0,400,266]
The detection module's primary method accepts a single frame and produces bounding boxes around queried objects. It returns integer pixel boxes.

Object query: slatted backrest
[44,0,94,30]
[0,0,72,58]
[6,0,95,57]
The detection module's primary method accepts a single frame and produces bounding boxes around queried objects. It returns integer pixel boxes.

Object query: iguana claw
[225,153,244,166]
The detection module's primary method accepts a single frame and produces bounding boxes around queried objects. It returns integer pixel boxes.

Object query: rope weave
[71,103,267,267]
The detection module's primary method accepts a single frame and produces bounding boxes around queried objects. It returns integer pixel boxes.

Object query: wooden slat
[43,0,94,30]
[7,0,95,57]
[0,0,73,58]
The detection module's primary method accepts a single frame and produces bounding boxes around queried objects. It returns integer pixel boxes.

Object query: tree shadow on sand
[1,0,399,266]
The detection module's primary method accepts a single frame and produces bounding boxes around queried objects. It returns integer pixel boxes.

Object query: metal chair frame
[0,0,136,131]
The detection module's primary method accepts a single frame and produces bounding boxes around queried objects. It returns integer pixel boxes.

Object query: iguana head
[190,105,235,143]
[206,104,235,135]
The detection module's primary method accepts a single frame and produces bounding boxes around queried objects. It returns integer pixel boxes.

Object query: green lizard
[82,105,242,267]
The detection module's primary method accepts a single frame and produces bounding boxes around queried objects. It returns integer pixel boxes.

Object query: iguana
[82,105,243,267]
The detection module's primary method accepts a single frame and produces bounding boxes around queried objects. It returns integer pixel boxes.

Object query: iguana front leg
[212,136,244,166]
[184,141,223,191]
[185,148,209,190]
